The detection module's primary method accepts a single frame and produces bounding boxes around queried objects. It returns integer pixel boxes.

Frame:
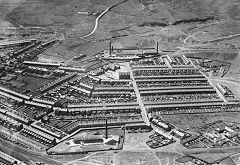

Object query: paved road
[79,0,128,39]
[203,72,228,102]
[211,77,240,85]
[80,7,110,39]
[126,63,150,126]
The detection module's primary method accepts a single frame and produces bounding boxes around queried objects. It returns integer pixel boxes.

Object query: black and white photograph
[0,0,240,164]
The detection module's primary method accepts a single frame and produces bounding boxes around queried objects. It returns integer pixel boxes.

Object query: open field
[1,0,240,67]
[114,151,160,165]
[1,75,53,90]
[74,152,115,165]
[66,150,188,165]
[123,132,152,150]
[190,152,235,164]
[19,75,53,91]
[162,112,240,132]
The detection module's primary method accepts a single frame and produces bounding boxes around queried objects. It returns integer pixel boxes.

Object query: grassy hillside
[2,0,240,67]
[4,0,240,32]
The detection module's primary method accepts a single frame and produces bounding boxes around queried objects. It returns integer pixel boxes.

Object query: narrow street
[126,63,150,126]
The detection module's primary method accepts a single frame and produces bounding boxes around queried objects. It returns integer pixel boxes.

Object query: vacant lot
[162,112,240,132]
[18,75,53,91]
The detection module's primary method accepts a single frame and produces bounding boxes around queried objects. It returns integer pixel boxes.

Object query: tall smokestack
[156,41,159,54]
[109,41,112,55]
[105,119,108,139]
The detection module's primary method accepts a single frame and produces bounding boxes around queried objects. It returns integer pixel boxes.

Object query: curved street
[79,0,128,39]
[80,7,110,39]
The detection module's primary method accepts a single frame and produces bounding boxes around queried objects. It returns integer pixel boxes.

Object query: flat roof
[32,98,55,105]
[0,91,23,102]
[134,75,205,79]
[148,101,239,109]
[138,86,213,91]
[144,99,223,106]
[101,79,131,82]
[133,67,199,71]
[31,122,62,139]
[0,86,30,100]
[23,61,61,66]
[94,87,134,91]
[58,66,85,72]
[136,78,208,82]
[140,88,216,94]
[67,103,139,109]
[131,66,168,69]
[24,101,49,108]
[23,126,55,141]
[92,91,133,95]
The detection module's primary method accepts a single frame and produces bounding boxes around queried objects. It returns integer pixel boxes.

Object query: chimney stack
[156,41,159,54]
[109,41,112,55]
[105,119,108,139]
